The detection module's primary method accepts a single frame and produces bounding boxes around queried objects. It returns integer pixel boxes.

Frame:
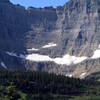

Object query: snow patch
[27,48,39,51]
[6,52,18,57]
[91,44,100,59]
[6,51,87,65]
[26,53,87,65]
[53,54,87,65]
[66,73,73,78]
[19,54,26,59]
[26,54,52,62]
[91,50,100,59]
[42,42,57,48]
[6,52,26,59]
[80,72,86,79]
[1,62,7,69]
[98,44,100,49]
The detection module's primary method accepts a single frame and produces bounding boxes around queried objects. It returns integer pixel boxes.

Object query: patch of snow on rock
[19,54,26,59]
[42,42,57,48]
[26,53,87,65]
[80,72,87,79]
[98,44,100,49]
[6,51,88,65]
[1,62,7,69]
[6,52,18,57]
[91,44,100,59]
[53,54,87,65]
[26,54,52,62]
[6,52,26,59]
[66,73,73,78]
[27,48,39,51]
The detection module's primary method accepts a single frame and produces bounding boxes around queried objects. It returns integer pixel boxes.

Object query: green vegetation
[0,71,100,100]
[69,96,100,100]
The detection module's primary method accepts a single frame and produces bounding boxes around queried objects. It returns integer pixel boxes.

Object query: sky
[10,0,69,8]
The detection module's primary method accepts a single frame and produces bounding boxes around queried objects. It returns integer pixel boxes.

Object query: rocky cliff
[0,0,100,78]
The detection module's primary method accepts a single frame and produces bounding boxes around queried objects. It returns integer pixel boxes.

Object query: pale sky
[10,0,69,8]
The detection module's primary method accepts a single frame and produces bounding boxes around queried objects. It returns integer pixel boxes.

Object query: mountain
[0,0,100,78]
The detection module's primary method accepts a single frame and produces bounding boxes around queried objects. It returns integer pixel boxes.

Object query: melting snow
[6,52,18,57]
[1,62,7,69]
[27,48,39,51]
[6,52,26,59]
[66,74,73,78]
[53,54,87,65]
[26,54,52,62]
[91,44,100,59]
[26,53,87,65]
[6,44,100,66]
[80,72,87,79]
[19,54,26,59]
[42,42,57,48]
[98,44,100,49]
[6,51,87,65]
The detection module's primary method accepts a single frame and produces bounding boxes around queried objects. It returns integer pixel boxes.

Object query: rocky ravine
[0,0,100,78]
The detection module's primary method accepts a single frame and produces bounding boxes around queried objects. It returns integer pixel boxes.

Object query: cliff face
[0,0,100,78]
[55,0,100,57]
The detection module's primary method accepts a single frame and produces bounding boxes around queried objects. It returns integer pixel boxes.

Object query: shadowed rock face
[0,0,100,78]
[0,0,10,3]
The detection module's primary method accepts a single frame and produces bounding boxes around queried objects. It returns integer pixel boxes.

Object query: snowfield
[42,42,57,48]
[6,51,87,65]
[66,73,73,78]
[80,72,87,79]
[6,52,26,59]
[1,62,7,69]
[27,48,39,51]
[26,53,87,65]
[53,55,87,65]
[6,52,18,57]
[6,44,100,66]
[26,54,52,62]
[91,44,100,59]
